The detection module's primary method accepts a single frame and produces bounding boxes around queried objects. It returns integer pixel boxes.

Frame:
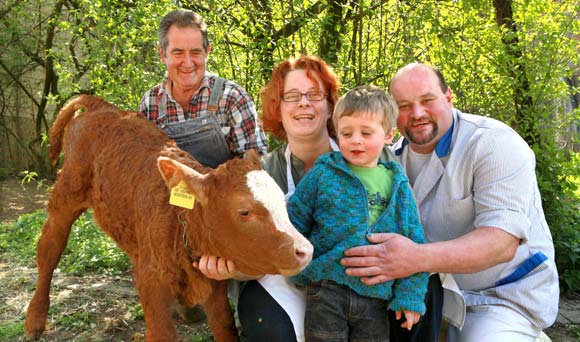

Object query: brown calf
[25,95,313,341]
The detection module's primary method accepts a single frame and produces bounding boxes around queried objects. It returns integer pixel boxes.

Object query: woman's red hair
[260,55,340,140]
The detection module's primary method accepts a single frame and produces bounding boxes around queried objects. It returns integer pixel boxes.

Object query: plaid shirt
[139,72,267,156]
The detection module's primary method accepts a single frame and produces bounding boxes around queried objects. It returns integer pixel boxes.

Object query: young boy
[287,85,428,341]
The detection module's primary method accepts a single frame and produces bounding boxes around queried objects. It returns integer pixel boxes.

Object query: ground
[0,177,51,226]
[1,177,579,341]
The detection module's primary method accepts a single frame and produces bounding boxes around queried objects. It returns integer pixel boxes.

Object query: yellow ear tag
[169,181,195,209]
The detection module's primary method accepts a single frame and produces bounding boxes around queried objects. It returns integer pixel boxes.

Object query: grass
[0,321,24,340]
[0,210,131,275]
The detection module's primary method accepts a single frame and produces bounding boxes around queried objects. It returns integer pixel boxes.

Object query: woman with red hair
[195,55,340,342]
[242,55,341,341]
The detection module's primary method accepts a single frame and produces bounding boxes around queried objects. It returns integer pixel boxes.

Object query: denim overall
[161,77,233,168]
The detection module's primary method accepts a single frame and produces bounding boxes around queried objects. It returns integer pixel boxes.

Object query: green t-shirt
[347,164,394,225]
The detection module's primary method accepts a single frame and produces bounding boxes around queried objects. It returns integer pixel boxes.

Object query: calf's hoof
[25,302,49,341]
[25,317,46,341]
[25,330,43,341]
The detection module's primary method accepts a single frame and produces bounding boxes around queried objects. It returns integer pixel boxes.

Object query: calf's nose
[295,241,313,266]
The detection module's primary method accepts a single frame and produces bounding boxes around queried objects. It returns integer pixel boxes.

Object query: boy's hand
[395,310,421,330]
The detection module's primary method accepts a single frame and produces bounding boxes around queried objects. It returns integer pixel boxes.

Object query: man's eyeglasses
[281,91,327,102]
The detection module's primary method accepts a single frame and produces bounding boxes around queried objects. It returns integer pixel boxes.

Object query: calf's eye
[238,209,251,217]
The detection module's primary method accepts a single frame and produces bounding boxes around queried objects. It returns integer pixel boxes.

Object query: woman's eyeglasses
[281,91,326,102]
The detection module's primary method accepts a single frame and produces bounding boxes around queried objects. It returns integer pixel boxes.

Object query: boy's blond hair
[332,85,398,133]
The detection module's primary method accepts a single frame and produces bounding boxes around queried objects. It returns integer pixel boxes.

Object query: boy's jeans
[304,280,390,342]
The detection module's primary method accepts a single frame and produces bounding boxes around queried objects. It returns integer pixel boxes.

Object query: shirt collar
[160,74,170,96]
[159,72,213,98]
[394,111,455,158]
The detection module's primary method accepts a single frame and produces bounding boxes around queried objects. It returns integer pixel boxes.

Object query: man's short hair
[158,9,210,54]
[389,62,449,93]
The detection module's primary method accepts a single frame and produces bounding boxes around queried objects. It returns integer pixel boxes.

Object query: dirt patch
[0,260,212,341]
[0,177,51,225]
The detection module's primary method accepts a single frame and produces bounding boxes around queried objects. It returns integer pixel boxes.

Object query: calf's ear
[158,156,186,188]
[157,157,209,205]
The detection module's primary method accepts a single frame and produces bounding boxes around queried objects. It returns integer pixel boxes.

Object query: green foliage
[0,167,11,180]
[19,170,51,191]
[540,151,580,292]
[129,303,144,321]
[0,210,130,275]
[58,310,93,331]
[0,210,46,262]
[0,321,24,340]
[61,211,131,275]
[189,328,215,342]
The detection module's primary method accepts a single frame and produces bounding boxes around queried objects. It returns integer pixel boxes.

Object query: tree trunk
[492,0,538,146]
[318,0,349,66]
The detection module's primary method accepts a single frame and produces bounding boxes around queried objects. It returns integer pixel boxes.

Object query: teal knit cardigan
[288,151,428,314]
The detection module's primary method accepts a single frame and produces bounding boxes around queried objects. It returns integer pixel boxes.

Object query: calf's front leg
[136,277,179,342]
[203,280,239,342]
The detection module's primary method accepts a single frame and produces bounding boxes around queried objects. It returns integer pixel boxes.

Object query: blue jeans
[161,115,232,168]
[304,280,390,342]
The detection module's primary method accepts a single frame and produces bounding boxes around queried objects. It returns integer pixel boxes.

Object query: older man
[139,9,267,167]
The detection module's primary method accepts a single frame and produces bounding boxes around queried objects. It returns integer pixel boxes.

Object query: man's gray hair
[158,9,210,54]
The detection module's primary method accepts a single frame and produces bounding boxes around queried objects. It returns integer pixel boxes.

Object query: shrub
[539,151,580,293]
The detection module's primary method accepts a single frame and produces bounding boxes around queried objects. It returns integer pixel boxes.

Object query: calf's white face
[246,170,290,233]
[246,170,313,274]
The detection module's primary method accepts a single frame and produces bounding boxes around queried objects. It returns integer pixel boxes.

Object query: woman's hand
[192,255,263,281]
[193,255,237,280]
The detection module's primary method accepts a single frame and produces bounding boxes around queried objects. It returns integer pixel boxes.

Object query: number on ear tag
[169,181,195,209]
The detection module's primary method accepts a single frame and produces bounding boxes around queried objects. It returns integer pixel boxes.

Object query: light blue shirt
[392,109,559,329]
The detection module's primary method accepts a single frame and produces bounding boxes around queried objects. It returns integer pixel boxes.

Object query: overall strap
[207,76,226,115]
